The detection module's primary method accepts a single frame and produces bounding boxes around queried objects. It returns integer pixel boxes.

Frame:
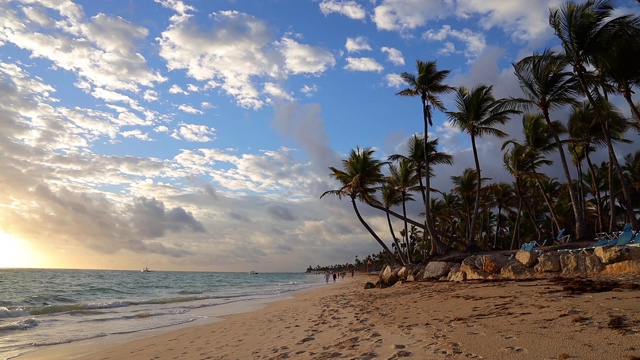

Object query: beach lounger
[552,229,571,245]
[595,223,631,241]
[612,229,635,247]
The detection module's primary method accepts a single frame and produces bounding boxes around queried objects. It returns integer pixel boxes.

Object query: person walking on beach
[324,271,330,284]
[332,272,337,282]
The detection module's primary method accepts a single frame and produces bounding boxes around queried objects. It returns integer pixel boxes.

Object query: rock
[535,252,561,273]
[364,282,376,289]
[515,250,538,267]
[461,256,489,280]
[481,254,510,274]
[397,267,408,281]
[380,265,399,286]
[447,267,466,282]
[560,252,586,275]
[500,260,528,279]
[603,260,640,274]
[594,246,640,264]
[422,261,453,279]
[584,253,604,273]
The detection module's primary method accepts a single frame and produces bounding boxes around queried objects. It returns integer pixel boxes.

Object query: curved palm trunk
[422,99,449,255]
[532,169,561,233]
[542,108,587,240]
[622,86,640,127]
[351,198,401,265]
[401,194,412,263]
[385,211,407,265]
[469,135,482,247]
[585,153,604,233]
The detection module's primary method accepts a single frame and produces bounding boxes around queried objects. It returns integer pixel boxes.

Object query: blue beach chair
[552,229,571,245]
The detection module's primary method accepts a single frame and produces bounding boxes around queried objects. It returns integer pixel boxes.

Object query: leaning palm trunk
[532,169,562,233]
[542,108,587,240]
[351,198,401,265]
[385,212,407,265]
[585,153,604,233]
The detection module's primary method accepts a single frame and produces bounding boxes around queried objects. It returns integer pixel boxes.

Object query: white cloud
[177,104,203,114]
[344,57,383,72]
[0,3,166,93]
[300,84,319,97]
[319,0,366,20]
[121,129,153,141]
[154,125,169,133]
[171,123,216,142]
[200,102,214,109]
[384,73,404,88]
[381,47,405,65]
[345,36,372,53]
[277,37,336,75]
[263,82,294,101]
[372,0,453,31]
[169,84,188,95]
[143,90,159,102]
[157,8,334,109]
[423,25,486,59]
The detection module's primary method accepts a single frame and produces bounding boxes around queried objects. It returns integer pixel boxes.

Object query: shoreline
[17,273,640,359]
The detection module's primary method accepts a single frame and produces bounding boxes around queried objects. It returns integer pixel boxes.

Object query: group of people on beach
[323,269,355,284]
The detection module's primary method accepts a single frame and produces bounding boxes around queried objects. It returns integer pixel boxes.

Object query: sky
[1,0,638,272]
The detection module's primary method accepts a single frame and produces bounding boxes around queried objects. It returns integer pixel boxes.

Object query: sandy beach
[19,273,640,360]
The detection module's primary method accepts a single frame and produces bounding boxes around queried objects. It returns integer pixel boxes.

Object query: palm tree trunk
[532,169,561,233]
[542,109,587,240]
[469,135,482,248]
[422,100,448,255]
[585,151,604,233]
[351,198,401,265]
[622,86,640,127]
[576,73,637,232]
[494,205,502,248]
[385,212,406,265]
[401,195,411,263]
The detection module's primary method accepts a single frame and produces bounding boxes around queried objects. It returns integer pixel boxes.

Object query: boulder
[515,250,538,267]
[594,246,640,264]
[461,256,489,280]
[603,260,640,274]
[500,260,528,279]
[584,253,604,273]
[397,266,408,281]
[422,261,453,280]
[534,251,561,273]
[481,254,510,274]
[560,252,586,275]
[380,265,399,286]
[447,267,466,282]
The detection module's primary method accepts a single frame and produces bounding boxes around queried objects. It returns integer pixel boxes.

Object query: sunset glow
[0,230,35,268]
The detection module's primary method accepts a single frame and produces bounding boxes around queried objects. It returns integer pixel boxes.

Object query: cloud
[171,123,216,142]
[345,36,372,53]
[319,0,366,20]
[157,8,334,109]
[169,84,188,95]
[0,2,166,93]
[384,73,404,88]
[344,57,384,72]
[423,25,486,59]
[381,47,405,66]
[121,129,153,141]
[177,104,203,114]
[300,84,319,97]
[372,0,454,31]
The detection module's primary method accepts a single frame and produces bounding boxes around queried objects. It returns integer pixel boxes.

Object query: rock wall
[375,246,640,286]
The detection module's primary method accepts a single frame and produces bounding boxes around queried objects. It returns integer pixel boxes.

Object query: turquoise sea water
[0,269,324,359]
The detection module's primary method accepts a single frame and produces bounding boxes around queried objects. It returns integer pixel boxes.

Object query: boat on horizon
[142,258,151,272]
[248,270,258,274]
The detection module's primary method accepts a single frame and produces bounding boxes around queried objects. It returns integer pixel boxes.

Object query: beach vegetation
[321,0,640,264]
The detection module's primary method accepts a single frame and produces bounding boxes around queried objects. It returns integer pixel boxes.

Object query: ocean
[0,268,325,359]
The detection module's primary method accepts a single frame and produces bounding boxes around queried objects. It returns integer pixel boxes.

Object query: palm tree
[512,49,588,240]
[321,147,401,265]
[380,183,407,265]
[388,159,419,263]
[502,143,529,249]
[447,85,519,247]
[397,60,455,255]
[549,0,639,230]
[488,182,515,248]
